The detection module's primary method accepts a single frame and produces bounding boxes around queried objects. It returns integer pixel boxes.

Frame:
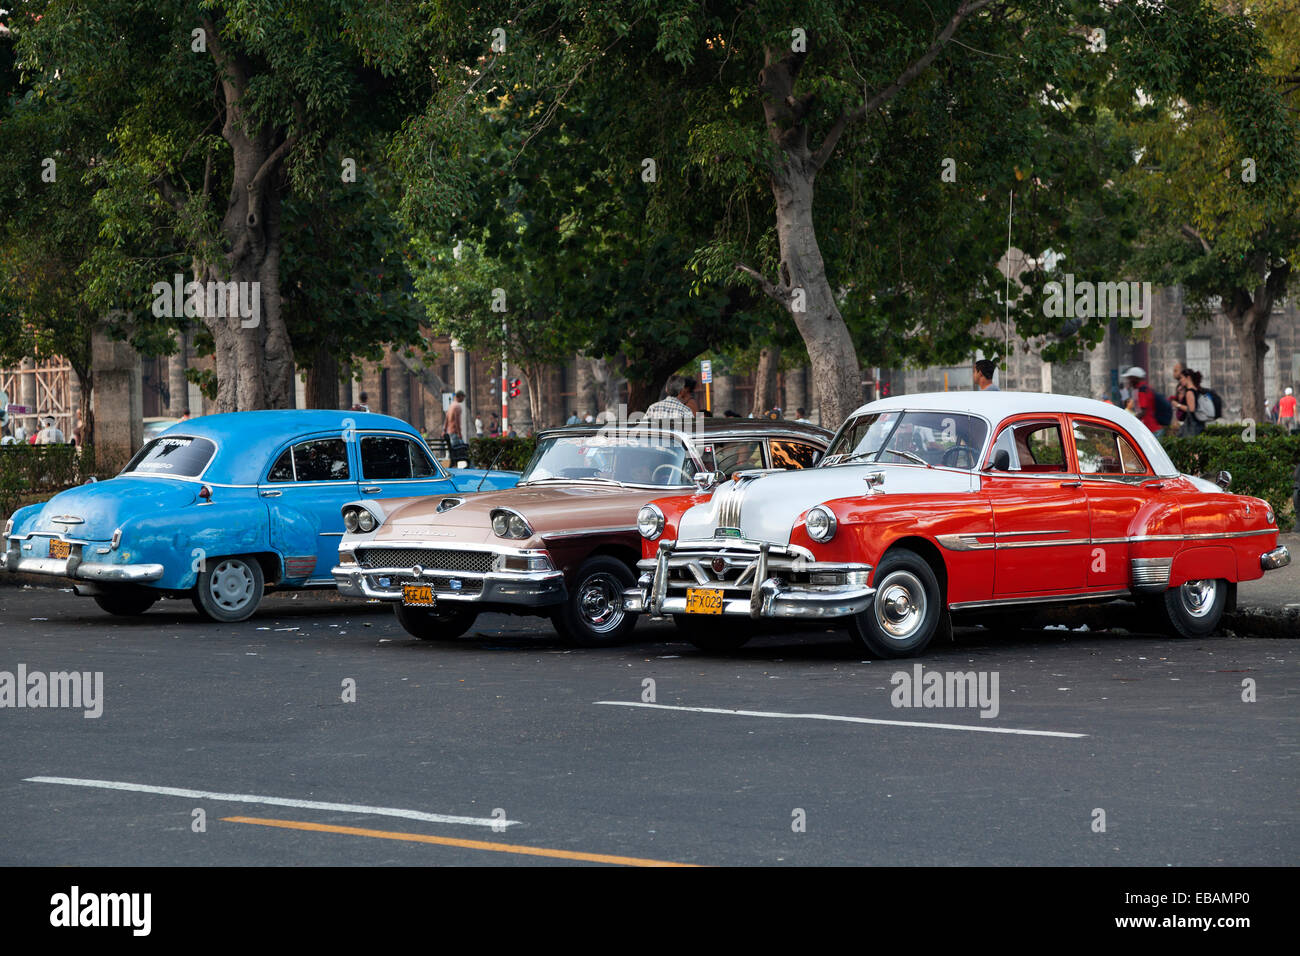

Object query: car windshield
[521,434,694,487]
[822,411,988,470]
[122,435,217,478]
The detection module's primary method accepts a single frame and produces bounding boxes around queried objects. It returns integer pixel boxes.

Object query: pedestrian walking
[1280,387,1297,432]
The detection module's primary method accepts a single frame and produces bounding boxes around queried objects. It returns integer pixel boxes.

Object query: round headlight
[637,504,665,540]
[343,509,359,533]
[357,510,376,533]
[1265,506,1274,525]
[491,512,511,536]
[508,513,530,538]
[805,505,837,542]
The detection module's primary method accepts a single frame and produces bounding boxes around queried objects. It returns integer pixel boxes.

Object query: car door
[355,431,457,504]
[981,415,1092,596]
[260,435,359,582]
[1069,417,1164,592]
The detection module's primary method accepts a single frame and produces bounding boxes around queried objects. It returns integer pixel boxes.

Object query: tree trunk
[522,368,543,434]
[750,346,782,417]
[1223,262,1289,421]
[768,159,861,429]
[168,328,190,417]
[305,342,340,409]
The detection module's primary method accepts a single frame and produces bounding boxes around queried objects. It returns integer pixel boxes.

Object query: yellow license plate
[402,584,436,607]
[685,587,724,615]
[49,539,71,560]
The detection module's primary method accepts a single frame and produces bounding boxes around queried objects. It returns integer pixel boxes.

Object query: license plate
[48,539,71,560]
[685,587,724,615]
[402,584,436,607]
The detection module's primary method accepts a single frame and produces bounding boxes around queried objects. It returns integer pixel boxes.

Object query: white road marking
[24,776,519,828]
[594,701,1087,738]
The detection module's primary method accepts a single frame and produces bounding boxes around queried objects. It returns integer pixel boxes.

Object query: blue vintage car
[1,410,518,621]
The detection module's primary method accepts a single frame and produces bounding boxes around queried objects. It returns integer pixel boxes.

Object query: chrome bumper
[1261,545,1291,571]
[623,541,875,620]
[1,547,164,584]
[331,565,566,606]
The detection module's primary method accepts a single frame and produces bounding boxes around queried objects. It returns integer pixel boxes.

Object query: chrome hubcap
[1179,579,1217,618]
[578,573,624,632]
[874,571,927,640]
[210,559,255,611]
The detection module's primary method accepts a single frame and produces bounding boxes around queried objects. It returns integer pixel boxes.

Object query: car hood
[18,477,201,541]
[375,482,671,542]
[677,464,978,546]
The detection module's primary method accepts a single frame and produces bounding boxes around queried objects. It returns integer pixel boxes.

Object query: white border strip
[24,776,519,828]
[594,701,1087,738]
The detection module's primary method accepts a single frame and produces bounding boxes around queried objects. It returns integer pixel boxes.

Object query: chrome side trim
[543,526,637,539]
[950,590,1130,611]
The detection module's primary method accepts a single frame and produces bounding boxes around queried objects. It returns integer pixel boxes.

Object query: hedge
[0,444,115,517]
[1163,424,1300,531]
[467,436,538,472]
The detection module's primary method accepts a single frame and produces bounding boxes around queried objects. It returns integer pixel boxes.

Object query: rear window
[123,436,217,478]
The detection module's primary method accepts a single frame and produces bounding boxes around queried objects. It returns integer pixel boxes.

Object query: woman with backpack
[1174,369,1218,436]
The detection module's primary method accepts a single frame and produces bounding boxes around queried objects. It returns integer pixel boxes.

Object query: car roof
[853,390,1178,477]
[143,410,422,484]
[539,418,832,443]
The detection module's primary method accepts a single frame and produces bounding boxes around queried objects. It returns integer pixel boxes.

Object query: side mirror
[693,471,724,492]
[1216,470,1232,490]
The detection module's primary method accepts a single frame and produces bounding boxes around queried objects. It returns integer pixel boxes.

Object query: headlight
[343,508,359,533]
[357,510,376,533]
[805,505,837,542]
[637,504,665,540]
[491,509,532,539]
[3,518,12,538]
[343,506,378,534]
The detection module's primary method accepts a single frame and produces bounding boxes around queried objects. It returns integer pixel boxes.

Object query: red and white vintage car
[625,392,1291,657]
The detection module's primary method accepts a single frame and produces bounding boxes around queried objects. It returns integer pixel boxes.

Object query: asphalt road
[0,585,1295,866]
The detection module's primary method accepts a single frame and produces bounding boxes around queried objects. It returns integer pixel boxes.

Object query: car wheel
[393,602,477,641]
[93,589,158,616]
[849,549,943,658]
[191,555,265,623]
[553,556,636,646]
[673,615,753,652]
[1158,578,1227,638]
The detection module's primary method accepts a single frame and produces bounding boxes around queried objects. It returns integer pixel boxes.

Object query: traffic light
[509,379,522,398]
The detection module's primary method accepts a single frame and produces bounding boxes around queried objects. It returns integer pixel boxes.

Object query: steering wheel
[651,463,683,485]
[942,445,978,469]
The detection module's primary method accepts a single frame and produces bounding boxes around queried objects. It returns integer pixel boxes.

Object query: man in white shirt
[37,415,66,444]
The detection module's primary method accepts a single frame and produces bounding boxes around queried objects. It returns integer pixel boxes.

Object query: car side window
[293,439,351,482]
[268,447,295,482]
[1074,422,1148,475]
[770,440,821,470]
[712,440,766,477]
[989,421,1066,472]
[361,436,438,480]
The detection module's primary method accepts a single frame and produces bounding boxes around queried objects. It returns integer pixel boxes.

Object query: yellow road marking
[223,816,698,867]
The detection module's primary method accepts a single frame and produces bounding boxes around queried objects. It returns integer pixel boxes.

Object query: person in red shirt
[1280,387,1297,432]
[1123,366,1162,437]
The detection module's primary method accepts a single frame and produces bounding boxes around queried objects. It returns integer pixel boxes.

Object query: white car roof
[851,390,1179,477]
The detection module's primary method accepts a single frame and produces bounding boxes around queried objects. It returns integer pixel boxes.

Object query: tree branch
[1180,224,1213,255]
[811,0,999,171]
[734,261,787,304]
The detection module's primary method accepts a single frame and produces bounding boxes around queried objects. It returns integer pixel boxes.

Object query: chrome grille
[715,481,746,529]
[357,548,494,574]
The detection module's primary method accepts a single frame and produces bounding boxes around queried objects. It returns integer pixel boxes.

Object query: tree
[16,0,428,411]
[1115,0,1299,420]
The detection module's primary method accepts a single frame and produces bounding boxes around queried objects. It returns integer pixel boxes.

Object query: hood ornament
[51,515,85,525]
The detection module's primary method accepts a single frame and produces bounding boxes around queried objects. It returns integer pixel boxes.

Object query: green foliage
[0,445,112,517]
[467,436,537,472]
[1164,424,1300,531]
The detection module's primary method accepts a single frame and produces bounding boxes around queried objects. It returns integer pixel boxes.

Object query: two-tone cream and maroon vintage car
[624,392,1290,657]
[331,419,831,644]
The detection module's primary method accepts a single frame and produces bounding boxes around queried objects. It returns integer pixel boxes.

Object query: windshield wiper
[522,476,625,486]
[882,449,929,467]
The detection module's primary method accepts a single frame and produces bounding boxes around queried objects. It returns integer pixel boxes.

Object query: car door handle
[260,490,281,498]
[1059,481,1082,488]
[361,486,381,494]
